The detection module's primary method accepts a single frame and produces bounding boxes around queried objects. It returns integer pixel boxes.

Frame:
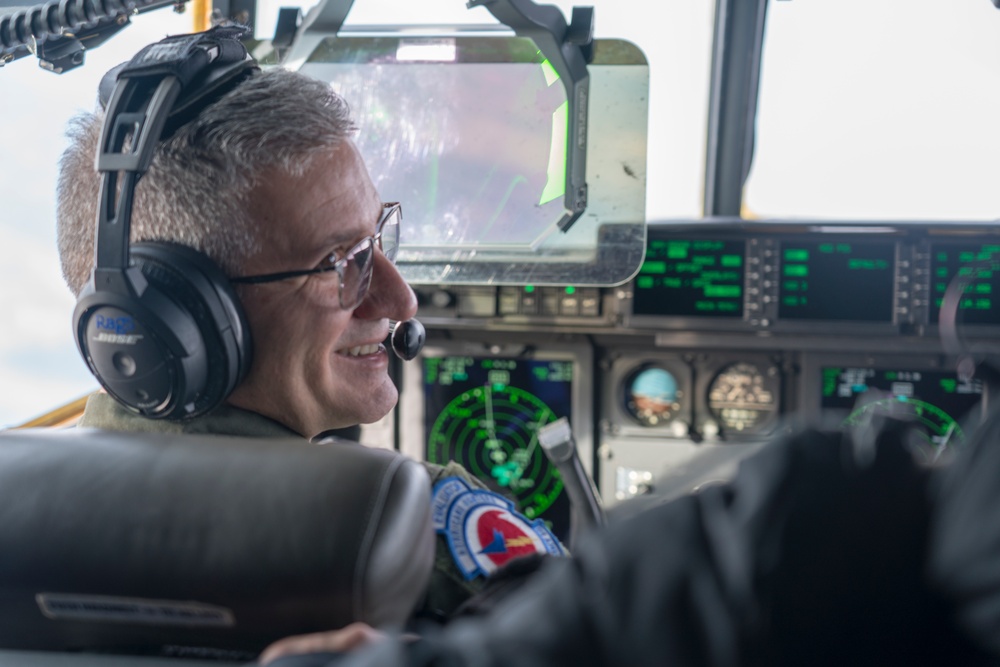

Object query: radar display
[821,366,982,458]
[423,355,574,540]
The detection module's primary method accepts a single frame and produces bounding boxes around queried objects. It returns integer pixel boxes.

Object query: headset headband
[94,26,258,286]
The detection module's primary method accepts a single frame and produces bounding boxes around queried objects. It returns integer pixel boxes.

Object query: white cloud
[0,12,190,428]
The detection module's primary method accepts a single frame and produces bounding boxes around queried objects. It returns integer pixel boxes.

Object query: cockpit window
[745,0,1000,221]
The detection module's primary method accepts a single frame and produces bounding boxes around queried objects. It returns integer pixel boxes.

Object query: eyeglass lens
[341,238,375,310]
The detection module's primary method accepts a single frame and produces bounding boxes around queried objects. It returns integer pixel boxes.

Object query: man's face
[227,140,418,437]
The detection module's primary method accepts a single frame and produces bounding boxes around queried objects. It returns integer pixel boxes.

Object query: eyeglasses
[230,202,401,310]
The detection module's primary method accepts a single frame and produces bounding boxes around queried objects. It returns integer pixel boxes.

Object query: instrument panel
[625,224,1000,336]
[395,222,999,519]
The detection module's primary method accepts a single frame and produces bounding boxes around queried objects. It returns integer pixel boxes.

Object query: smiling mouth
[342,343,382,357]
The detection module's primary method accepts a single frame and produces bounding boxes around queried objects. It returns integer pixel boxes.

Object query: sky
[0,0,996,427]
[0,13,194,427]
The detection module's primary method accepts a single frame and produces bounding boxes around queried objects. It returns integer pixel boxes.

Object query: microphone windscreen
[391,319,426,361]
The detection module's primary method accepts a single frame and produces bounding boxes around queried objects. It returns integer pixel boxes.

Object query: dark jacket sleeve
[928,406,1000,659]
[341,425,986,667]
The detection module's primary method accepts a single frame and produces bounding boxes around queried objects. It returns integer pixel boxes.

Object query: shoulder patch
[435,484,563,580]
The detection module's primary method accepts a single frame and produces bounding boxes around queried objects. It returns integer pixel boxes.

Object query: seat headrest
[0,427,434,659]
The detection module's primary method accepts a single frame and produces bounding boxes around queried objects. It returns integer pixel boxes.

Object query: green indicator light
[936,252,949,262]
[936,267,949,278]
[695,301,717,311]
[784,249,809,262]
[784,280,800,291]
[565,286,576,295]
[640,261,667,274]
[885,371,897,380]
[693,255,716,265]
[524,284,535,293]
[667,245,688,259]
[818,244,834,254]
[705,285,741,298]
[960,252,976,263]
[940,378,957,394]
[694,241,724,251]
[721,254,742,267]
[483,360,492,369]
[975,283,992,294]
[836,244,851,253]
[636,276,654,289]
[663,278,682,288]
[784,265,809,277]
[935,283,947,293]
[782,296,801,307]
[492,383,506,391]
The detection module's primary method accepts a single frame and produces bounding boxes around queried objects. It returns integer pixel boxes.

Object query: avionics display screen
[929,242,1000,325]
[632,238,746,318]
[422,355,573,541]
[821,367,982,450]
[778,241,895,322]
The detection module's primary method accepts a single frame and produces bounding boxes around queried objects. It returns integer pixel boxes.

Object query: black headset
[73,27,257,420]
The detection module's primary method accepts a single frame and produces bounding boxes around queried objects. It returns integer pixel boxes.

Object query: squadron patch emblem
[432,477,563,580]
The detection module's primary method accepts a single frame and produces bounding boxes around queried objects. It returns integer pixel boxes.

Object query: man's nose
[353,250,418,321]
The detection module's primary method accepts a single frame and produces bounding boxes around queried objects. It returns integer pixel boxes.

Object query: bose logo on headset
[73,26,257,420]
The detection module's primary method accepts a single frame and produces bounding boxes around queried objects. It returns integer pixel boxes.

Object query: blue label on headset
[95,315,136,335]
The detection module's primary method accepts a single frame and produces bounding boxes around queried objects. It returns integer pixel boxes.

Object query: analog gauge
[624,366,683,427]
[707,362,779,434]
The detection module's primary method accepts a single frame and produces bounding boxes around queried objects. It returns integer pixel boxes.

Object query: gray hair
[57,67,358,296]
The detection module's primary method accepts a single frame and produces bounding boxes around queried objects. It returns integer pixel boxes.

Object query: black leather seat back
[0,428,433,658]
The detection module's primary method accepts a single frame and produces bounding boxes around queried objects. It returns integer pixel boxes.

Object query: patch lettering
[431,476,472,531]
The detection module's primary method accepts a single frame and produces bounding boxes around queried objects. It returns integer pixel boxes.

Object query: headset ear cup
[131,242,253,415]
[74,243,252,420]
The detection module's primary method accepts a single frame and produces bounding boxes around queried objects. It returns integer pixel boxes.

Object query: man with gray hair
[57,30,561,622]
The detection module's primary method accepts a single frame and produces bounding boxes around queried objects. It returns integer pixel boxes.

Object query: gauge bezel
[604,354,693,437]
[698,357,782,440]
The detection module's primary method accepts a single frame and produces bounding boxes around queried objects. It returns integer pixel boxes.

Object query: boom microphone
[390,319,426,361]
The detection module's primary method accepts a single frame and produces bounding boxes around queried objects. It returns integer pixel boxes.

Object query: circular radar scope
[843,396,964,457]
[707,362,779,434]
[624,366,682,426]
[427,384,564,520]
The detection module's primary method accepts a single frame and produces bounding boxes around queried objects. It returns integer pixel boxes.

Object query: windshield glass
[745,0,1000,221]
